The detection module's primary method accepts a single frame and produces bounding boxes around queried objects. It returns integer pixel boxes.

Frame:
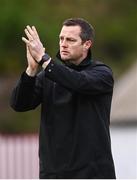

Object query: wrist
[42,58,51,69]
[35,52,45,62]
[36,53,51,66]
[26,66,38,77]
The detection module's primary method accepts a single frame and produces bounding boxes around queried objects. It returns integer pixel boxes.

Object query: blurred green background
[0,0,137,133]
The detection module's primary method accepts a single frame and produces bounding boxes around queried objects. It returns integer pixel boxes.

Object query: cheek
[71,45,83,54]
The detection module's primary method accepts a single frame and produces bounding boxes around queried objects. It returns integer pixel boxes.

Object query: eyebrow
[59,35,76,40]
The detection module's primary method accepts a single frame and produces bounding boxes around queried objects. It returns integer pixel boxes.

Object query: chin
[60,56,69,61]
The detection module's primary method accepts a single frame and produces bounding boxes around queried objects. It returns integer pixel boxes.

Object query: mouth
[61,50,69,54]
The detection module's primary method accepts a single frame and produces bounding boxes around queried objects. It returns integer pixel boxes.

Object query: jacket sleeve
[10,71,43,112]
[44,60,114,95]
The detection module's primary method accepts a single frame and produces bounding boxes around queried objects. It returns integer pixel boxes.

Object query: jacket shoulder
[90,60,113,73]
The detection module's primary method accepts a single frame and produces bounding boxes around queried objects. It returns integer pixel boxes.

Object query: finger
[26,45,32,57]
[22,37,30,44]
[26,44,29,51]
[26,25,34,35]
[26,25,38,40]
[24,28,33,40]
[32,26,40,39]
[26,44,29,55]
[26,44,31,54]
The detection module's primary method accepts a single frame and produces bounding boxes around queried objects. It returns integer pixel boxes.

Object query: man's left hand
[22,25,45,62]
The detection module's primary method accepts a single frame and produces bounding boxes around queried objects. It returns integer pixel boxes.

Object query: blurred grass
[0,0,137,133]
[0,0,137,76]
[0,107,40,134]
[0,77,40,134]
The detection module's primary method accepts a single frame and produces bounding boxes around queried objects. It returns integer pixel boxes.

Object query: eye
[68,38,76,42]
[59,36,64,41]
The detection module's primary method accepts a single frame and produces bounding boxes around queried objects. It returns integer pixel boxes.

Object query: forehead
[60,25,81,38]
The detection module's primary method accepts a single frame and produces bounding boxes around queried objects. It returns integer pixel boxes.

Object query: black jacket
[10,51,116,179]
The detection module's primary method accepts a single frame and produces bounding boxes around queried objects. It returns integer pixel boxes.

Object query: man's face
[59,25,88,63]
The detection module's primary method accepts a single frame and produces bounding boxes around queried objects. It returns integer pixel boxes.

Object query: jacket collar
[56,50,92,70]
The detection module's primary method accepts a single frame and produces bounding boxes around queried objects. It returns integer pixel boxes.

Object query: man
[10,18,116,179]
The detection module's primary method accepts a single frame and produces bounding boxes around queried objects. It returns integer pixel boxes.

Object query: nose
[60,39,68,48]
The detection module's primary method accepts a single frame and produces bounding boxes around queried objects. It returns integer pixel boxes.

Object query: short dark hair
[63,18,95,43]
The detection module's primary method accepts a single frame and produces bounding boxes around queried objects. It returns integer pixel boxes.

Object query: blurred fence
[0,134,39,179]
[0,128,136,179]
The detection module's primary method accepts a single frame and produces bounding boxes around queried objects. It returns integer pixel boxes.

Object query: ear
[83,40,93,50]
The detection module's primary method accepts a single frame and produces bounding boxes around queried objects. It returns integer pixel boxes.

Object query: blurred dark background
[0,0,137,133]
